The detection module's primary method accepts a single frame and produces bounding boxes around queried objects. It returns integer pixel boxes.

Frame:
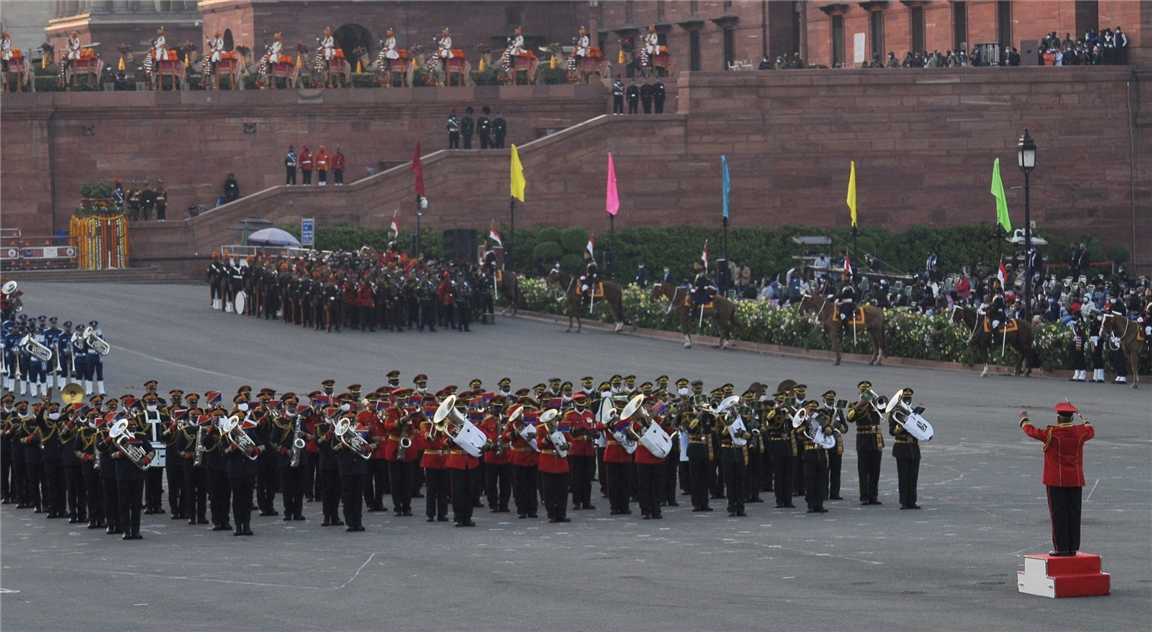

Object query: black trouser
[117,478,144,536]
[663,458,679,503]
[596,447,607,495]
[636,462,664,517]
[43,460,64,515]
[166,460,184,514]
[1,448,11,501]
[320,469,341,521]
[1047,485,1083,554]
[256,457,278,513]
[25,461,42,510]
[484,462,512,510]
[84,467,103,524]
[804,456,828,511]
[827,451,843,498]
[722,459,746,514]
[286,166,296,185]
[334,169,343,184]
[568,455,595,508]
[305,456,318,499]
[144,466,164,512]
[895,457,919,507]
[341,474,364,528]
[11,456,27,505]
[230,475,254,530]
[688,457,711,510]
[388,460,414,512]
[359,305,374,332]
[605,461,631,512]
[302,169,312,185]
[448,132,459,149]
[710,460,724,498]
[541,470,569,520]
[101,477,120,531]
[678,460,690,493]
[450,466,478,524]
[746,449,764,500]
[772,451,794,506]
[627,99,638,114]
[512,463,538,517]
[183,464,207,521]
[613,95,624,113]
[208,469,231,526]
[792,455,805,496]
[365,459,388,509]
[424,468,450,519]
[65,465,86,519]
[857,450,882,503]
[280,465,305,518]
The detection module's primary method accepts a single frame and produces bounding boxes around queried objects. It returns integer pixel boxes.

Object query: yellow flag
[510,144,526,202]
[847,161,857,227]
[118,56,126,71]
[479,57,486,71]
[356,59,362,73]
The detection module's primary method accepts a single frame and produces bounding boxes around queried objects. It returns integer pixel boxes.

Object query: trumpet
[108,419,150,471]
[219,415,258,460]
[855,388,888,417]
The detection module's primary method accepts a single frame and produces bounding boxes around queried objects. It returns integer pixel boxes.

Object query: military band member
[59,404,86,523]
[253,389,280,516]
[565,392,596,510]
[180,393,210,525]
[633,396,670,519]
[821,390,849,500]
[334,410,369,532]
[316,401,343,527]
[21,399,44,513]
[140,388,168,515]
[684,386,715,512]
[272,393,307,521]
[363,393,389,512]
[202,397,233,532]
[765,392,797,509]
[77,408,105,529]
[112,413,156,540]
[420,406,449,522]
[481,396,513,512]
[445,396,481,527]
[223,396,262,536]
[718,395,749,517]
[39,401,67,519]
[384,389,421,517]
[1020,403,1095,556]
[888,388,921,510]
[796,401,830,514]
[505,403,540,519]
[95,398,123,534]
[847,381,884,505]
[538,407,571,523]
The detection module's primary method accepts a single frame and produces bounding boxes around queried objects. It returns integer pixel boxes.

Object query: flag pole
[609,214,615,280]
[415,193,422,258]
[509,197,515,266]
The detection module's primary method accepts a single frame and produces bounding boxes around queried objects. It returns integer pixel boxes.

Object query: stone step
[2,266,199,285]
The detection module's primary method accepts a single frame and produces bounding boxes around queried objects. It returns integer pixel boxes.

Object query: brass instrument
[497,405,524,456]
[82,326,111,356]
[395,406,416,461]
[857,388,888,417]
[108,419,150,471]
[884,392,934,441]
[2,280,22,313]
[61,383,85,405]
[192,424,205,467]
[539,409,570,456]
[19,334,53,363]
[335,417,372,459]
[289,414,305,467]
[219,415,258,460]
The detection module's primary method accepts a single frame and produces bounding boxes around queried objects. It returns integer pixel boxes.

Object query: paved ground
[3,282,1149,631]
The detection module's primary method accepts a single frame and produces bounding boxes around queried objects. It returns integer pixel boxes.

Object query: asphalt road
[2,282,1149,631]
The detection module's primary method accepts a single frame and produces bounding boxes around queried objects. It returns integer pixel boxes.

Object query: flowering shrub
[517,278,1098,373]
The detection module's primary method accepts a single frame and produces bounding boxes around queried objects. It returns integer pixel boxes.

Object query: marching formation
[0,372,932,540]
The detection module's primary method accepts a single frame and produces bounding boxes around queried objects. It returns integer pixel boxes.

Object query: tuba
[433,395,488,457]
[20,334,54,363]
[61,383,86,405]
[2,280,22,313]
[539,409,570,457]
[335,417,372,459]
[885,393,934,441]
[109,419,150,470]
[83,326,111,356]
[219,415,258,460]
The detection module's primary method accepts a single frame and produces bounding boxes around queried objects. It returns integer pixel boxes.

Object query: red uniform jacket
[331,152,346,170]
[419,422,446,469]
[480,415,511,465]
[503,423,539,467]
[383,406,421,463]
[315,151,330,171]
[1022,420,1094,487]
[539,429,571,474]
[633,415,670,464]
[343,283,358,306]
[299,150,313,171]
[445,441,480,470]
[365,413,387,459]
[304,414,322,453]
[596,419,634,463]
[358,283,374,307]
[564,409,596,457]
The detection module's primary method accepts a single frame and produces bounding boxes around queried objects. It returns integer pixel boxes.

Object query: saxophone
[289,415,304,468]
[193,425,205,467]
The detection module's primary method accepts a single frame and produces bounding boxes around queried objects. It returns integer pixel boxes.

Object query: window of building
[223,28,234,52]
[1074,1,1098,39]
[996,1,1012,49]
[723,27,736,69]
[831,15,844,66]
[689,0,698,14]
[657,1,665,22]
[625,0,634,24]
[952,2,967,52]
[870,11,884,59]
[689,29,701,70]
[505,7,523,29]
[724,0,733,9]
[910,6,925,53]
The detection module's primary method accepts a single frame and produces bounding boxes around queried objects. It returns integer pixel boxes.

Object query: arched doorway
[334,23,373,61]
[223,28,234,52]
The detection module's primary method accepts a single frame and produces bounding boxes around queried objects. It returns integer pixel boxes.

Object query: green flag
[991,158,1011,233]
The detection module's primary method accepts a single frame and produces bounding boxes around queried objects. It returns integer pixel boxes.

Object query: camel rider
[66,30,82,62]
[643,25,659,60]
[438,29,455,60]
[206,30,224,72]
[259,33,283,81]
[580,254,600,297]
[988,280,1007,332]
[574,27,590,59]
[837,283,856,324]
[509,27,527,56]
[153,27,167,62]
[691,262,716,309]
[382,29,399,60]
[1,31,12,73]
[319,28,336,62]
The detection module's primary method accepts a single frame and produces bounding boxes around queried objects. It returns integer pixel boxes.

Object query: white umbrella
[247,227,302,247]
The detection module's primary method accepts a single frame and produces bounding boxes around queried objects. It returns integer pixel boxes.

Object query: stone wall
[117,66,1149,277]
[0,84,609,236]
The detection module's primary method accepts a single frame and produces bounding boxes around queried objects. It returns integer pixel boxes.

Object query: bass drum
[234,290,247,315]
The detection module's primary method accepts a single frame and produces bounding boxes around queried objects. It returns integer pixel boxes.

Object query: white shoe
[225,302,234,313]
[213,299,222,311]
[84,380,92,395]
[97,380,105,396]
[18,380,26,395]
[1114,376,1127,383]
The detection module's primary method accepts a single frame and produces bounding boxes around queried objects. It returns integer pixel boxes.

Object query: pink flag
[411,142,424,197]
[606,153,619,217]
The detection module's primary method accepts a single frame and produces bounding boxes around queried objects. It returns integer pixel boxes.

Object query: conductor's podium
[1017,553,1110,598]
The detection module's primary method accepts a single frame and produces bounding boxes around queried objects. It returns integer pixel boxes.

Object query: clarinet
[192,426,205,467]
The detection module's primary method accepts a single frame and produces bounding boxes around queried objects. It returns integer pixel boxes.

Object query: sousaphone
[61,383,86,405]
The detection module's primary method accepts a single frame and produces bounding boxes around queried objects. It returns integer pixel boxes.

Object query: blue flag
[721,155,731,220]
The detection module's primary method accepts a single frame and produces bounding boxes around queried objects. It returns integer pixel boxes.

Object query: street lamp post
[1017,128,1036,322]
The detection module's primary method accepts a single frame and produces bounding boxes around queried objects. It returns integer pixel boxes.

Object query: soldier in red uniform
[299,144,314,185]
[633,397,671,519]
[564,393,597,510]
[504,404,540,519]
[480,396,513,512]
[315,145,330,186]
[383,389,421,517]
[444,396,481,527]
[331,145,346,185]
[1020,403,1095,556]
[538,409,571,523]
[364,392,389,512]
[358,277,375,332]
[597,401,635,515]
[419,406,449,522]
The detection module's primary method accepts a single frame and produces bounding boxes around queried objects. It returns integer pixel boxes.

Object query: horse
[797,293,888,366]
[1100,312,1145,388]
[648,281,740,349]
[546,268,625,333]
[1,56,34,93]
[949,305,1034,377]
[492,269,521,316]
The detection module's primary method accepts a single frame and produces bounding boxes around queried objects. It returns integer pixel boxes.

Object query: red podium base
[1017,553,1110,598]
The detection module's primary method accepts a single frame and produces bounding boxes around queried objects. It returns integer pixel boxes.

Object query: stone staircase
[3,266,200,284]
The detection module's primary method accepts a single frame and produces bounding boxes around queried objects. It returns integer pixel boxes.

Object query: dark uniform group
[2,315,108,398]
[447,106,506,150]
[1,372,930,542]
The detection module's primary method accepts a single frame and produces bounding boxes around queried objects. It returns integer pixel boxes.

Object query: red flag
[997,261,1008,287]
[411,143,425,196]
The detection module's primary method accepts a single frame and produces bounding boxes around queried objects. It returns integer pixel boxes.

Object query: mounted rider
[381,28,400,62]
[836,282,856,324]
[570,26,590,80]
[509,27,527,56]
[66,30,82,63]
[437,29,455,60]
[1,31,12,74]
[691,261,716,309]
[206,29,225,73]
[152,27,167,62]
[987,279,1007,331]
[579,253,599,298]
[319,28,337,62]
[258,33,283,83]
[642,25,659,66]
